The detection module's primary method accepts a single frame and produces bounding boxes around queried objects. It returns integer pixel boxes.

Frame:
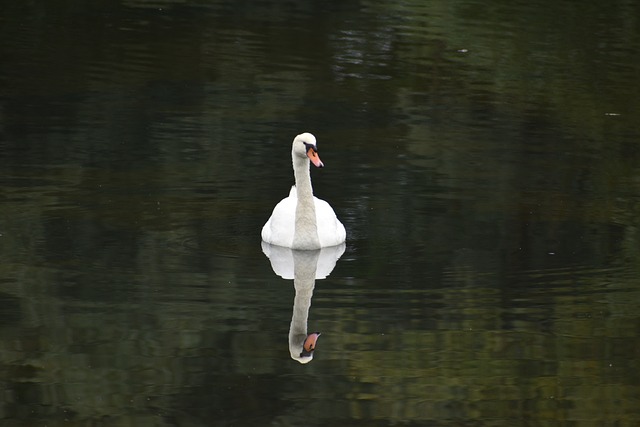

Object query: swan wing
[314,197,347,247]
[261,186,297,247]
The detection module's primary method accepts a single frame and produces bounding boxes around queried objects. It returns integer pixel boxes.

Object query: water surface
[1,0,639,426]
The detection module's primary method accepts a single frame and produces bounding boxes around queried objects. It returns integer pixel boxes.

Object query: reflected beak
[302,332,321,354]
[306,147,324,168]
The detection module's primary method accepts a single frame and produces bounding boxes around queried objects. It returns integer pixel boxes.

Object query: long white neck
[292,154,320,249]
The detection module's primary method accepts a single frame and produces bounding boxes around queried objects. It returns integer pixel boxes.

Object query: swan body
[261,132,346,250]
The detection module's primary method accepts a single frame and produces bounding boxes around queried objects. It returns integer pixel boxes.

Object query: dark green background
[1,1,639,425]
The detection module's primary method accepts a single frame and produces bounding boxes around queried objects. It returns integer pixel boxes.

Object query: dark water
[1,1,640,425]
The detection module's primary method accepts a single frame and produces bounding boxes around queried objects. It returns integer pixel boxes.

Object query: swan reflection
[262,242,345,363]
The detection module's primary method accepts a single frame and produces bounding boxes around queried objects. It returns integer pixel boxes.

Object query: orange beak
[307,147,324,168]
[303,332,321,353]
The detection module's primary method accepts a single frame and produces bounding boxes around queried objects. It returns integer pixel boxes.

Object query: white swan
[261,132,346,250]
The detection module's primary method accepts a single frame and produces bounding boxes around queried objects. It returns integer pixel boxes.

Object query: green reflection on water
[1,0,639,425]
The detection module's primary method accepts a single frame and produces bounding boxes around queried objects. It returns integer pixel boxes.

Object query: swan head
[292,132,324,168]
